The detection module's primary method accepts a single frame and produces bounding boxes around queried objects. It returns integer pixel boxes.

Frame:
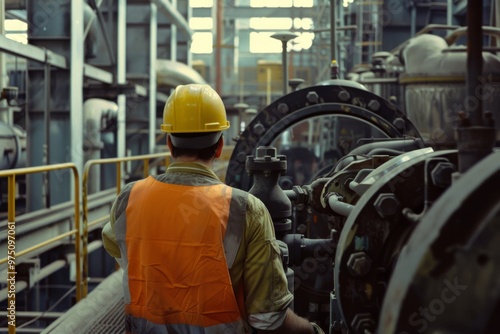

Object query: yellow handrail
[0,163,80,334]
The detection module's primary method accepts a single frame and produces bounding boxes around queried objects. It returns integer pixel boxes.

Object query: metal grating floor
[42,270,125,334]
[80,294,124,334]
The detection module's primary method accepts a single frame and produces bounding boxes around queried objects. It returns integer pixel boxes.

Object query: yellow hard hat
[161,84,230,148]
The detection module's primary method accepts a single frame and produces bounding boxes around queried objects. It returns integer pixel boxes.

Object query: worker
[102,84,324,334]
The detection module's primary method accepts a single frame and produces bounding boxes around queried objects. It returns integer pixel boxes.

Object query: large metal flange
[378,150,500,334]
[226,84,422,190]
[333,148,458,333]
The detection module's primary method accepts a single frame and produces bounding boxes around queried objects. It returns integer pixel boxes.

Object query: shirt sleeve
[243,195,294,330]
[101,182,135,260]
[102,226,120,259]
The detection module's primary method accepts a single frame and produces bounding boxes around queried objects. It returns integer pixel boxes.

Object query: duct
[151,0,193,39]
[0,121,26,170]
[156,59,207,89]
[83,99,118,193]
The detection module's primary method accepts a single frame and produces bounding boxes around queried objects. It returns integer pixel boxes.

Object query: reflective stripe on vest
[123,176,243,332]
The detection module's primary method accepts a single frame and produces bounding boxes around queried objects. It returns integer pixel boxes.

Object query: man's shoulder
[228,187,266,209]
[112,180,139,213]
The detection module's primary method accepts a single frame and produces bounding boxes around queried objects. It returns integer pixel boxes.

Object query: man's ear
[214,136,224,159]
[167,135,175,157]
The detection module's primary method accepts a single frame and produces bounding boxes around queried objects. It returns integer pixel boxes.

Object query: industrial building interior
[1,0,499,333]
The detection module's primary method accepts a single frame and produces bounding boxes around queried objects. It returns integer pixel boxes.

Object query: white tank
[401,33,500,148]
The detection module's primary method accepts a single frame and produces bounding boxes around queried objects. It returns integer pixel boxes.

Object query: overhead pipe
[83,1,101,59]
[156,59,207,87]
[151,0,193,40]
[88,0,116,65]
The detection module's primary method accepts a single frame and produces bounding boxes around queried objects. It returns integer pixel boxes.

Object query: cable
[17,286,77,329]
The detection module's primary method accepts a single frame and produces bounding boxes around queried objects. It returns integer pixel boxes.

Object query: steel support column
[149,3,157,154]
[117,0,127,170]
[71,0,84,187]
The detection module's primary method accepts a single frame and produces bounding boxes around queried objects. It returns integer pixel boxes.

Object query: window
[343,0,355,7]
[191,0,214,8]
[189,17,213,30]
[248,17,315,53]
[191,32,213,54]
[250,32,283,53]
[249,18,292,30]
[5,19,28,44]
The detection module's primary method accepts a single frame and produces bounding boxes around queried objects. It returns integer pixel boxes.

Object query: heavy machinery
[225,6,500,331]
[225,82,499,333]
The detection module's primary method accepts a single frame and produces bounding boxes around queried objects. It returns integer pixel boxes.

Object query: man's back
[103,162,293,333]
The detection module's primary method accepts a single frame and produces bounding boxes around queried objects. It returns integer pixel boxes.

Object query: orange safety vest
[119,176,246,333]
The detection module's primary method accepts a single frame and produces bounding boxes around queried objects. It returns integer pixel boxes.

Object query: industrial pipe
[466,0,484,127]
[0,260,65,302]
[156,59,207,88]
[457,0,497,173]
[327,193,354,217]
[83,99,118,193]
[83,1,100,59]
[0,240,103,302]
[0,122,26,170]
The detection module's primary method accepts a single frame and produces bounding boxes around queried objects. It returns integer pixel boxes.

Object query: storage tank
[400,32,500,148]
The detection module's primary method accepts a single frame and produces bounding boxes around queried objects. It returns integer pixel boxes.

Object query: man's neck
[172,156,214,168]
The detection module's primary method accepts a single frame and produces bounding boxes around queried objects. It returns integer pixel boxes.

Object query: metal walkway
[42,270,125,334]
